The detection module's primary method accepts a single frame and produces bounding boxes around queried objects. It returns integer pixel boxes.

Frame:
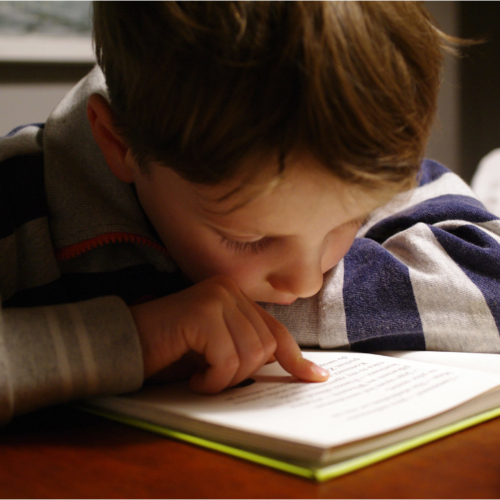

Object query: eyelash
[219,218,366,254]
[351,218,367,229]
[220,236,272,254]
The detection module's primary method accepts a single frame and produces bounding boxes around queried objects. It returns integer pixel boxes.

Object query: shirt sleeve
[0,296,144,425]
[264,159,500,353]
[0,126,144,425]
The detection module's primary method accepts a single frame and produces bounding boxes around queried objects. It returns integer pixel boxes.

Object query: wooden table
[1,404,499,499]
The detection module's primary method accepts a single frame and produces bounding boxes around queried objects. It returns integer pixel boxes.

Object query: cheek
[164,232,233,282]
[190,246,269,295]
[201,249,266,285]
[322,231,358,272]
[165,230,265,287]
[132,177,266,286]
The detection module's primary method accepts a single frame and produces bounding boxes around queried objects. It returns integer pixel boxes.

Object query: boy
[1,2,499,425]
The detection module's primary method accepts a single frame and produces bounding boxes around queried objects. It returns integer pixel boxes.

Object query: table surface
[1,404,499,499]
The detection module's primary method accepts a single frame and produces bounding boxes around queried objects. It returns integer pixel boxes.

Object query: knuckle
[262,335,278,353]
[246,343,267,362]
[221,352,240,373]
[193,286,231,313]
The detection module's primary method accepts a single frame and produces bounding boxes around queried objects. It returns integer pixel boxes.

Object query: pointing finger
[254,305,329,382]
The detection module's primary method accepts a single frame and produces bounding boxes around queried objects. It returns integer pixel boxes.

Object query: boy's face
[128,152,384,305]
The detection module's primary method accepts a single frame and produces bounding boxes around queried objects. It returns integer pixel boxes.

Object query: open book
[81,350,500,481]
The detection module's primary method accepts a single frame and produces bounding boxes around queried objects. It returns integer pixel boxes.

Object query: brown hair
[93,1,454,192]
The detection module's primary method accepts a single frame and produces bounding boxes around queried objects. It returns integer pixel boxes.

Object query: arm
[0,128,144,425]
[0,297,144,425]
[264,160,500,353]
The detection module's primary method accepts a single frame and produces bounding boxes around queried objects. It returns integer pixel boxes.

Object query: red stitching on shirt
[54,232,169,261]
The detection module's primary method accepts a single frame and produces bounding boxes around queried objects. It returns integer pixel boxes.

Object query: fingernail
[312,364,329,378]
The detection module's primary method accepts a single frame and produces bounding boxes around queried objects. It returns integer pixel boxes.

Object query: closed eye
[349,217,368,229]
[220,235,273,254]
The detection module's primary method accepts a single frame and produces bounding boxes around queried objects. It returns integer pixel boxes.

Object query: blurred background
[0,1,499,184]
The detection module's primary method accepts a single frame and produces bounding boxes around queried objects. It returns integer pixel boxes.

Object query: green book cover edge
[76,403,500,482]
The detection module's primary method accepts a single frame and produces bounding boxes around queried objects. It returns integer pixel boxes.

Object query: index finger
[253,304,329,382]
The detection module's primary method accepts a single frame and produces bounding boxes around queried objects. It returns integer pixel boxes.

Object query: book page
[376,351,500,374]
[103,351,500,449]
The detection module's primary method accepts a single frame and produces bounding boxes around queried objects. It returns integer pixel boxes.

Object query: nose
[267,250,325,299]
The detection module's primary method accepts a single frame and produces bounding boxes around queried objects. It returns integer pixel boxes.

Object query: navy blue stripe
[418,159,450,186]
[0,154,48,239]
[430,224,500,335]
[4,265,191,308]
[3,123,44,138]
[365,194,497,245]
[343,239,426,351]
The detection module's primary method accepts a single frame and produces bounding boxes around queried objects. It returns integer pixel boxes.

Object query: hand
[129,275,329,393]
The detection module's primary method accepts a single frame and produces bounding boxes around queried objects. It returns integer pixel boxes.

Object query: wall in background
[0,64,93,135]
[0,80,75,133]
[424,1,460,176]
[0,0,93,134]
[460,1,500,183]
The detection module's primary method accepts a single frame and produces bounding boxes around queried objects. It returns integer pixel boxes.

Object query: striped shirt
[1,67,499,424]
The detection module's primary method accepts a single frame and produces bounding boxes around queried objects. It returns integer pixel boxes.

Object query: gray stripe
[432,218,500,242]
[67,303,99,394]
[358,172,476,238]
[43,308,74,398]
[263,298,320,347]
[318,260,350,349]
[476,219,500,242]
[384,223,500,352]
[2,306,61,415]
[1,296,143,420]
[69,296,144,394]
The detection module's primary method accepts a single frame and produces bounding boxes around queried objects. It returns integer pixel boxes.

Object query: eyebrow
[195,185,260,216]
[195,164,286,215]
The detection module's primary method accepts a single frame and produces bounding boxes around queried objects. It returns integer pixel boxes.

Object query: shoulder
[358,159,499,243]
[410,158,495,223]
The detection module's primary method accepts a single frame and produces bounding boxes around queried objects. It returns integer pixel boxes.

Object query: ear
[87,93,135,183]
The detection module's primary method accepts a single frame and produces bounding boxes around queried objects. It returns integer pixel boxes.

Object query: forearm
[0,296,144,425]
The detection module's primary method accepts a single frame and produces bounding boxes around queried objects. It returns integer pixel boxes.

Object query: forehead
[192,154,382,234]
